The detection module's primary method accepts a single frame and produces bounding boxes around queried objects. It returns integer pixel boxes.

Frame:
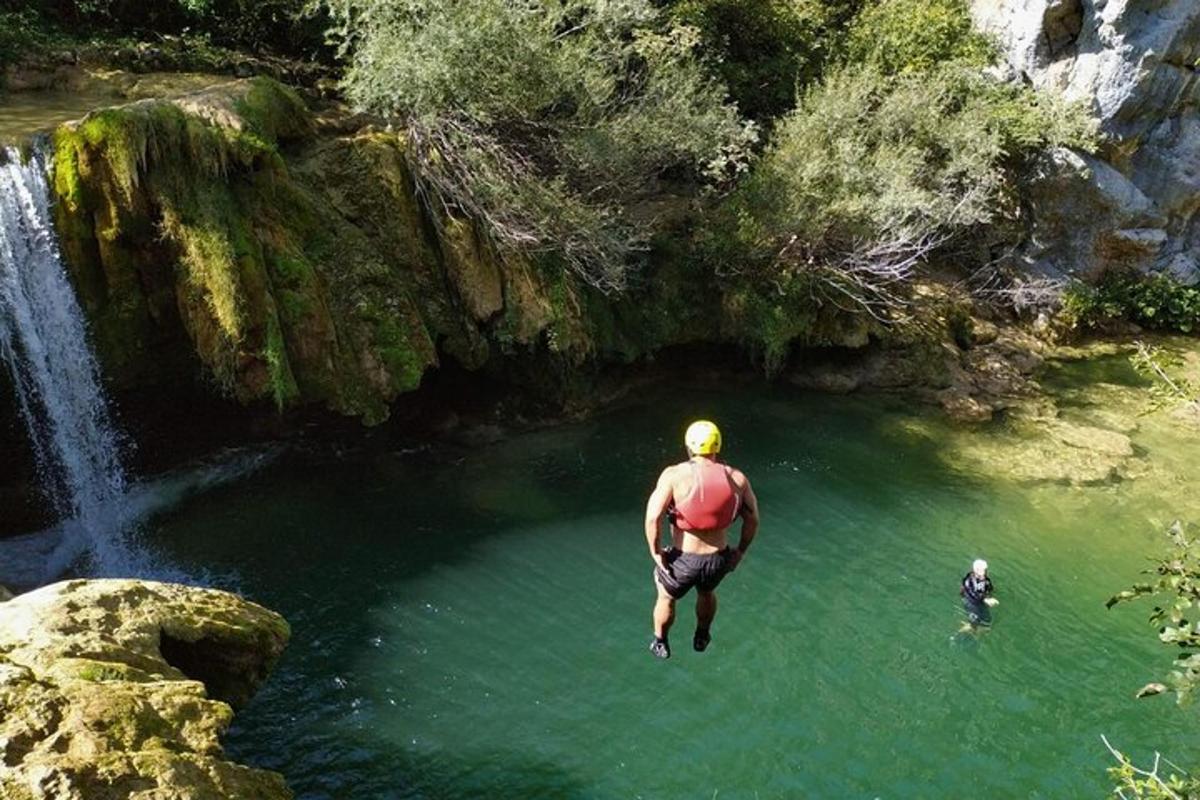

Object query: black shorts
[963,597,992,626]
[655,548,734,599]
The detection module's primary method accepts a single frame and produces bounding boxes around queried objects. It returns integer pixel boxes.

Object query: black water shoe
[650,637,670,659]
[693,628,711,652]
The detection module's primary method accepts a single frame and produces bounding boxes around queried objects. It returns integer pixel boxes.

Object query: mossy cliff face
[48,77,982,425]
[0,579,290,800]
[48,78,664,423]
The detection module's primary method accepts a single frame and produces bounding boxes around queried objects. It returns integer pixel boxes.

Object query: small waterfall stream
[0,144,143,580]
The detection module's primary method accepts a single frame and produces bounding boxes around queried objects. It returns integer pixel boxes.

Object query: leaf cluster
[663,0,864,120]
[845,0,995,76]
[1127,341,1199,415]
[326,0,756,292]
[1108,522,1200,706]
[707,59,1096,316]
[1,0,327,57]
[1062,273,1200,334]
[1107,751,1200,800]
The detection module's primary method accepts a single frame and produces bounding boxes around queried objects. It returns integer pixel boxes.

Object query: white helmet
[972,559,988,575]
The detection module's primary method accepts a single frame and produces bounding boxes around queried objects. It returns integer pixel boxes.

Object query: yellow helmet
[685,420,722,455]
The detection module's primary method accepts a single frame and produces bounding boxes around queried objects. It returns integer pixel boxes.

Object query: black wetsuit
[961,572,994,625]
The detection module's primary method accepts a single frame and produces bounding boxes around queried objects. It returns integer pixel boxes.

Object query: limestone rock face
[49,78,629,425]
[0,579,291,800]
[972,0,1200,283]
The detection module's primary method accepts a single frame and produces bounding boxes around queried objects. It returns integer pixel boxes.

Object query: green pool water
[146,375,1200,798]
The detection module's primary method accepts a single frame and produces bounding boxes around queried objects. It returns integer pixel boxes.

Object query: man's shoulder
[660,462,688,481]
[726,465,751,485]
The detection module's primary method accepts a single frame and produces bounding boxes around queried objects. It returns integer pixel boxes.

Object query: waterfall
[0,144,149,580]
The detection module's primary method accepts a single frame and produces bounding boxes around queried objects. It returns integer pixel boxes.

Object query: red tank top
[673,459,740,532]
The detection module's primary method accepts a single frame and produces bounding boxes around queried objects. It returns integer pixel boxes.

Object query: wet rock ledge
[0,579,291,800]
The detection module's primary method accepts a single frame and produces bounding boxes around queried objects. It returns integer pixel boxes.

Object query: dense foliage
[709,59,1095,321]
[0,7,48,67]
[325,0,755,293]
[845,0,993,75]
[0,0,326,58]
[1062,272,1200,334]
[663,0,862,120]
[323,0,1097,319]
[1106,522,1200,797]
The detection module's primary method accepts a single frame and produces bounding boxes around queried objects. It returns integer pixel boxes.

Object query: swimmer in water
[960,558,998,629]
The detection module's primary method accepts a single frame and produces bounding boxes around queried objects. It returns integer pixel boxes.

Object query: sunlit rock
[0,579,291,800]
[971,0,1200,282]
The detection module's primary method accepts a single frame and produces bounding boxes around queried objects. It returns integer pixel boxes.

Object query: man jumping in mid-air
[644,420,759,659]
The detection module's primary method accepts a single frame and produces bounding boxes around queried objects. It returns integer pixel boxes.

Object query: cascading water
[0,144,150,581]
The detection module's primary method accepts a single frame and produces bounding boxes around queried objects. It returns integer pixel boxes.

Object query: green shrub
[710,61,1096,316]
[2,0,327,57]
[1061,273,1200,334]
[845,0,994,75]
[325,0,756,293]
[664,0,864,120]
[0,8,53,68]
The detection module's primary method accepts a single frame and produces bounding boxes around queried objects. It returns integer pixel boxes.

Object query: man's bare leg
[651,578,675,659]
[694,590,717,652]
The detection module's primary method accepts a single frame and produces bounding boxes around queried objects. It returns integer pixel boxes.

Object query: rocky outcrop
[0,579,290,800]
[787,285,1048,423]
[971,0,1200,284]
[48,78,661,424]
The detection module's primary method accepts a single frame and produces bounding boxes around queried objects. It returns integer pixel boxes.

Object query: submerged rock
[0,579,291,800]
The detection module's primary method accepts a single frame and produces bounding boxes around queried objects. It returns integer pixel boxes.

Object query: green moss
[233,76,313,145]
[372,311,435,393]
[722,278,819,374]
[76,662,140,683]
[51,128,87,211]
[264,315,300,411]
[162,189,246,345]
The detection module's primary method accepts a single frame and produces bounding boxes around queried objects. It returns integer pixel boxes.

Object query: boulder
[972,0,1200,283]
[0,579,291,800]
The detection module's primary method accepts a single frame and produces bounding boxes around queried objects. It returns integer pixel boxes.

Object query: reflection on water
[0,90,123,143]
[133,375,1200,799]
[0,73,235,143]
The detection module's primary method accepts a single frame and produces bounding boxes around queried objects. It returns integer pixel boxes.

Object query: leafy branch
[1104,735,1196,800]
[1108,521,1200,705]
[1129,342,1200,416]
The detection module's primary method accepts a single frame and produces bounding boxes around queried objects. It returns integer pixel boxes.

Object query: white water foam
[0,446,279,589]
[0,145,163,582]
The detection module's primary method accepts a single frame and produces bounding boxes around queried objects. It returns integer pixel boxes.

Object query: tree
[663,0,864,121]
[1105,521,1200,797]
[323,0,756,292]
[710,60,1096,319]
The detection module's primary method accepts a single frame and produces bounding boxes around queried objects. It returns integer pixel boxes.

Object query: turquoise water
[146,382,1200,798]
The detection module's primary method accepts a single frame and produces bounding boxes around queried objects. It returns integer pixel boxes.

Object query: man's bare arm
[644,468,674,565]
[731,478,759,568]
